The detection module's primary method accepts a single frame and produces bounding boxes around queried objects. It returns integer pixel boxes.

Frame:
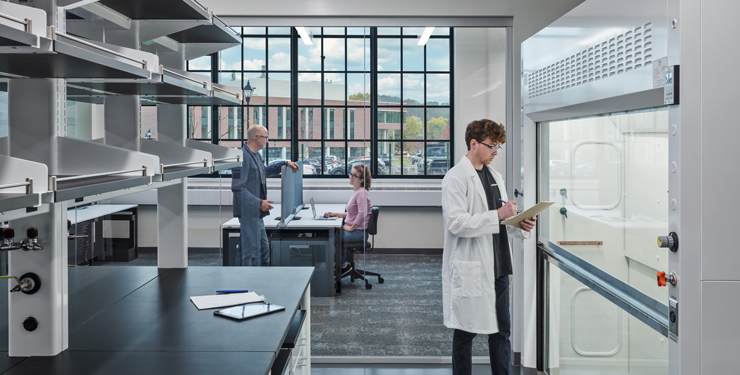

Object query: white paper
[190,292,265,310]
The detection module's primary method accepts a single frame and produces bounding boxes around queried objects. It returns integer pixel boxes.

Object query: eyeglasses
[256,135,269,140]
[478,141,502,154]
[350,173,363,179]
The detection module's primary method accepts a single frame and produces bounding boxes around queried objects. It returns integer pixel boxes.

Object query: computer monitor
[293,161,304,214]
[280,165,295,225]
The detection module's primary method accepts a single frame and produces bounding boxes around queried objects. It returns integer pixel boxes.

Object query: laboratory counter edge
[0,266,314,375]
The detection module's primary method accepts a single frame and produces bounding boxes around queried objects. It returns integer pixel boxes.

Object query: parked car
[347,157,386,172]
[379,154,391,167]
[266,160,315,177]
[415,144,449,174]
[415,158,449,175]
[303,157,323,174]
[328,158,385,176]
[324,155,340,169]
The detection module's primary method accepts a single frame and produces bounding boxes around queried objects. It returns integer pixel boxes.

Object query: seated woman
[323,163,372,276]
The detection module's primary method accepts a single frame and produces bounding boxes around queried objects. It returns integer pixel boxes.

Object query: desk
[0,266,313,375]
[67,204,138,265]
[222,204,345,296]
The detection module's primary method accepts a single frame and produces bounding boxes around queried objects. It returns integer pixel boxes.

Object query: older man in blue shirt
[231,125,298,266]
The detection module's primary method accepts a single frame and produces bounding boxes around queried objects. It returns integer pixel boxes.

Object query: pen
[216,290,249,294]
[499,199,507,204]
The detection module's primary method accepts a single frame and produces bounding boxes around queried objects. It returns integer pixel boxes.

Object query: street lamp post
[242,80,255,138]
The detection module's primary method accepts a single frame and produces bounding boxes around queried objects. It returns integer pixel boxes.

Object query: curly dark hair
[465,119,506,150]
[352,163,372,190]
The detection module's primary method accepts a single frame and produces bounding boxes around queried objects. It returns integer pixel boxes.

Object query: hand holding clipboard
[500,201,555,228]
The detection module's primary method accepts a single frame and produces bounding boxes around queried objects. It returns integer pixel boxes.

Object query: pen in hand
[499,199,507,204]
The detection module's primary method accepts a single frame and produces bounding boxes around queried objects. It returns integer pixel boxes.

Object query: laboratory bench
[0,266,313,375]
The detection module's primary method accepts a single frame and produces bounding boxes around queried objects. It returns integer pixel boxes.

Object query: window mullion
[291,28,299,163]
[370,28,378,177]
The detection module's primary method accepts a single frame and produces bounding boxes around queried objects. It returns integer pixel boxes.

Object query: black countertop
[2,351,273,375]
[68,267,313,353]
[0,266,313,375]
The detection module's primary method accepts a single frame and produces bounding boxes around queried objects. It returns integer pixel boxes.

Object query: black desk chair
[342,206,384,289]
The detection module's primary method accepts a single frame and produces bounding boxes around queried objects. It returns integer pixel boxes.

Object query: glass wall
[545,259,669,374]
[539,109,670,372]
[539,110,669,301]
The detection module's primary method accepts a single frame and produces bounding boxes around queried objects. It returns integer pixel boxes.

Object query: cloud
[347,39,370,69]
[220,60,241,70]
[242,38,266,50]
[298,43,322,69]
[426,90,450,99]
[188,57,210,70]
[243,59,265,70]
[270,52,290,70]
[322,38,346,69]
[298,72,322,82]
[403,75,422,87]
[378,74,400,92]
[325,72,345,84]
[348,82,367,94]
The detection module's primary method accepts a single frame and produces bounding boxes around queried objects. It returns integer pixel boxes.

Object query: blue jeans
[341,229,368,266]
[237,217,270,266]
[452,275,511,375]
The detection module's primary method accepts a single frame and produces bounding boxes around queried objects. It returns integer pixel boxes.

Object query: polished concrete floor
[312,363,535,375]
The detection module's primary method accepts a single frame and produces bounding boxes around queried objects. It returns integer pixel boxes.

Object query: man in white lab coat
[442,119,536,375]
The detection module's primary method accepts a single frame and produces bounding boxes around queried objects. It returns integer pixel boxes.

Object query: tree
[404,115,423,140]
[348,92,371,101]
[427,116,450,140]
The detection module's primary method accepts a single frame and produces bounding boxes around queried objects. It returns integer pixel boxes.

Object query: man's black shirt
[475,167,513,278]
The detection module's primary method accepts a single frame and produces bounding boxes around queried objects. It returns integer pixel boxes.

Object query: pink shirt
[346,187,372,230]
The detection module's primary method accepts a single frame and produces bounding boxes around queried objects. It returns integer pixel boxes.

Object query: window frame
[187,26,454,178]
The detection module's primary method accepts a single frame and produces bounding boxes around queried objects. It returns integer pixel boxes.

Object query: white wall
[454,28,507,172]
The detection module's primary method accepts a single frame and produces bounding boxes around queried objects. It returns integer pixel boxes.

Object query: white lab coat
[441,156,530,334]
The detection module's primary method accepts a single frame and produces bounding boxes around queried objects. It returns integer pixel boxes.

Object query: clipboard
[500,201,555,228]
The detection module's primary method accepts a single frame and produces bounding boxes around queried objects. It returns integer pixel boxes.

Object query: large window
[187,26,453,177]
[377,27,452,176]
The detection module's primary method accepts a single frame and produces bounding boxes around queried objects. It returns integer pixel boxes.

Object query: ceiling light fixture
[295,27,313,45]
[417,27,435,46]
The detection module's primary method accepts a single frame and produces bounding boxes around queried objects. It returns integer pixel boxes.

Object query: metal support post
[8,202,68,356]
[157,178,188,268]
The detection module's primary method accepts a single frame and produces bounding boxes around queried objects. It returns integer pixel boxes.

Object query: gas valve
[657,271,677,287]
[1,228,22,251]
[560,207,568,218]
[657,232,679,252]
[21,227,43,251]
[5,273,42,294]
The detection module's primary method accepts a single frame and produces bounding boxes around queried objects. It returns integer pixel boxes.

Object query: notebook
[190,292,265,310]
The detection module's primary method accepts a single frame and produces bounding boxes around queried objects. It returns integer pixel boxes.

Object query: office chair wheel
[365,282,372,290]
[378,277,384,284]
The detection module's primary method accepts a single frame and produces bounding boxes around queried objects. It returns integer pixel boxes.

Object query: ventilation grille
[527,22,654,99]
